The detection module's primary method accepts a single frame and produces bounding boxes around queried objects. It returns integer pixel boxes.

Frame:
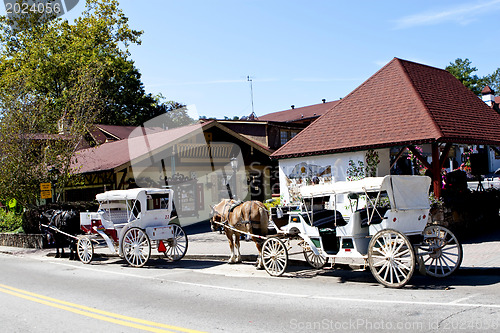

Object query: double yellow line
[0,283,205,333]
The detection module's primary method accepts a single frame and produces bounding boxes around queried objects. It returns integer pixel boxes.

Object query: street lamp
[230,156,238,200]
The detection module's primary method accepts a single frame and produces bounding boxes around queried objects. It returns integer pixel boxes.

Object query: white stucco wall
[278,149,390,205]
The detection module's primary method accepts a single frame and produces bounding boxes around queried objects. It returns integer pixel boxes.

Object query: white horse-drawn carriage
[212,175,462,288]
[77,188,188,267]
[261,175,462,287]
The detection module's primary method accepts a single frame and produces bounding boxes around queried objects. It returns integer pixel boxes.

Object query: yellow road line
[0,283,205,333]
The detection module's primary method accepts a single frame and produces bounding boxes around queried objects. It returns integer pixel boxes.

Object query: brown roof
[259,101,339,122]
[72,121,273,174]
[482,85,495,95]
[88,124,165,145]
[272,58,500,159]
[73,123,203,173]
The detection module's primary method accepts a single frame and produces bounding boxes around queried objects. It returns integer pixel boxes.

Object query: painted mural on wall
[284,162,332,204]
[287,162,332,182]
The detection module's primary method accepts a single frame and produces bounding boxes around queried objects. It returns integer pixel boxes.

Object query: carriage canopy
[299,175,431,210]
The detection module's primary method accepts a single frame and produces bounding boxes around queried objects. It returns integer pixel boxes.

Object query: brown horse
[211,199,269,268]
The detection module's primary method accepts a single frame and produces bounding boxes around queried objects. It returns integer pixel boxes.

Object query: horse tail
[257,204,269,236]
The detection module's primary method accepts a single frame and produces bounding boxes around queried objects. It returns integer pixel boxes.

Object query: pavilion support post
[431,142,442,198]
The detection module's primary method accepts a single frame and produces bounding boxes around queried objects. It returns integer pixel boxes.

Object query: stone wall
[0,233,44,249]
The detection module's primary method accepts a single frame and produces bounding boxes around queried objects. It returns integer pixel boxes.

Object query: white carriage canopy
[95,188,171,202]
[299,175,431,210]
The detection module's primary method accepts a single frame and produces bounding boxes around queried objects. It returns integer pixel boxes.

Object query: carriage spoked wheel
[418,225,462,278]
[368,229,415,288]
[77,236,94,264]
[163,224,188,262]
[122,227,151,267]
[303,246,328,269]
[262,238,288,277]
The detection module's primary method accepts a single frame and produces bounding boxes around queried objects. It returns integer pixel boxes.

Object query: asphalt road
[1,251,500,333]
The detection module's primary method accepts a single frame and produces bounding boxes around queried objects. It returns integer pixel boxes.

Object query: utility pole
[247,76,255,115]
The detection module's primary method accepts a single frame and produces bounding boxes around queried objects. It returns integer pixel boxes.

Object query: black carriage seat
[310,209,347,228]
[358,207,389,228]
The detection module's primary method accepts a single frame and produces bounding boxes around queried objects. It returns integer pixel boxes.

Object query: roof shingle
[272,58,500,159]
[259,101,339,122]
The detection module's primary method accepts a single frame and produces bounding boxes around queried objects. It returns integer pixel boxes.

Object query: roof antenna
[247,76,255,116]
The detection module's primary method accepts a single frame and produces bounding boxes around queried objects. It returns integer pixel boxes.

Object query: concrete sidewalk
[1,222,499,274]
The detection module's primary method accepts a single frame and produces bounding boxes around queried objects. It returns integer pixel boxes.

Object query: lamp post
[230,156,238,200]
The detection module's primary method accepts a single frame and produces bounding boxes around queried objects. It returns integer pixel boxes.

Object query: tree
[0,65,104,205]
[0,0,169,127]
[0,0,188,205]
[483,68,500,94]
[445,58,485,96]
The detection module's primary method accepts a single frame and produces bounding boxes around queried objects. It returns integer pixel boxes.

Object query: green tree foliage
[0,65,104,206]
[445,58,485,96]
[483,68,500,94]
[0,0,193,205]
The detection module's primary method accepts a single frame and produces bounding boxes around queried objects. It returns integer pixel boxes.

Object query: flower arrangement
[408,145,427,175]
[346,159,365,181]
[365,149,380,177]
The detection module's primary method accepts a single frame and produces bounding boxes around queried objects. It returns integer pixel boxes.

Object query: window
[147,194,170,210]
[280,130,300,145]
[280,130,288,145]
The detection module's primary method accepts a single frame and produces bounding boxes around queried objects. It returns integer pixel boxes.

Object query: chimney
[291,105,295,109]
[482,86,495,107]
[322,99,326,103]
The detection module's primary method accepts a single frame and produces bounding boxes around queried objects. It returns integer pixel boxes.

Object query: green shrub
[0,209,23,233]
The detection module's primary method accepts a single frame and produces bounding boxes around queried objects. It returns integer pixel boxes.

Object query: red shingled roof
[482,85,494,95]
[72,121,273,174]
[73,124,204,173]
[259,101,339,122]
[272,58,500,159]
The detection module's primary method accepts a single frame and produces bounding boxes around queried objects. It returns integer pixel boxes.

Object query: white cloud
[394,0,500,29]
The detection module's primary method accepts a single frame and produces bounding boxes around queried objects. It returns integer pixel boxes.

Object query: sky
[3,0,500,120]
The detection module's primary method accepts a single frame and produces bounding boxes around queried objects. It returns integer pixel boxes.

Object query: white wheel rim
[421,226,462,277]
[369,230,414,287]
[77,238,93,264]
[262,238,287,276]
[123,228,150,267]
[164,225,188,261]
[304,249,327,269]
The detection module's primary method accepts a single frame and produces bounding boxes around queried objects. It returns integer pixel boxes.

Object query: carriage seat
[358,207,389,228]
[100,210,129,228]
[310,209,347,228]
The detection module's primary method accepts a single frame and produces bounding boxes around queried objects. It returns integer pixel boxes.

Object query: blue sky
[5,0,500,119]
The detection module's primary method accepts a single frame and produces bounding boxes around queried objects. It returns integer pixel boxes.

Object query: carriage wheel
[303,247,328,269]
[77,236,93,264]
[419,225,462,278]
[368,229,415,288]
[122,228,151,267]
[163,224,188,261]
[262,238,288,277]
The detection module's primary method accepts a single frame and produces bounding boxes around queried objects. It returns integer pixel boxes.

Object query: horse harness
[216,200,261,229]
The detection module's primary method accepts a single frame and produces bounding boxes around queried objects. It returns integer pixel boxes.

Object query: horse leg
[253,237,264,269]
[69,240,76,260]
[227,230,237,264]
[234,232,242,263]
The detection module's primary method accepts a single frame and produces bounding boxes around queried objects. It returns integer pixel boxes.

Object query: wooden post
[431,142,442,198]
